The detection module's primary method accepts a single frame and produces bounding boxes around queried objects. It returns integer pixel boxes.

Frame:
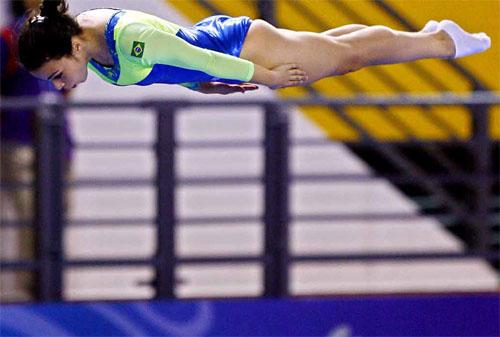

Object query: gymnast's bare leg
[320,20,441,38]
[240,20,491,84]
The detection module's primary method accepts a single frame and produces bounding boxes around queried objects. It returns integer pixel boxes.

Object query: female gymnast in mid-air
[19,0,491,95]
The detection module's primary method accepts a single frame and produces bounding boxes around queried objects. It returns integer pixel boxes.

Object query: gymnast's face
[32,40,88,91]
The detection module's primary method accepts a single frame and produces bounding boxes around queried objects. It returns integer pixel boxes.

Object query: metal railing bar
[292,138,346,146]
[77,142,153,150]
[0,183,34,191]
[179,173,496,186]
[180,176,261,185]
[292,173,497,185]
[178,139,262,149]
[297,139,498,148]
[179,215,261,225]
[3,210,498,228]
[33,211,500,228]
[57,258,262,269]
[0,260,39,270]
[155,105,177,299]
[2,92,499,110]
[47,138,496,153]
[178,256,263,264]
[6,213,498,229]
[2,251,499,271]
[66,216,257,227]
[6,253,498,272]
[293,213,457,223]
[68,178,153,188]
[65,258,154,268]
[0,181,34,190]
[153,138,492,150]
[292,251,500,262]
[295,213,500,226]
[67,218,152,226]
[75,140,262,150]
[181,93,500,106]
[0,220,33,228]
[324,139,496,146]
[20,176,264,189]
[63,256,263,267]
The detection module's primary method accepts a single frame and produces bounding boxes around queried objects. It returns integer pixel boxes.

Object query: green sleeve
[117,22,255,82]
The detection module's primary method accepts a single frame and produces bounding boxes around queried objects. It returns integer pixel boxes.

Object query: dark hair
[18,0,82,71]
[10,0,28,19]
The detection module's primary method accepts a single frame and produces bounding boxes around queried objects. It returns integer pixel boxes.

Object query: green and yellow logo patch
[131,41,145,58]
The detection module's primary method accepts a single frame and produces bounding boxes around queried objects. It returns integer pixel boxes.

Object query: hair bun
[39,0,68,17]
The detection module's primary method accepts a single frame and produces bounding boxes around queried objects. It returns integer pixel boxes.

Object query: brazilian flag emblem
[131,41,145,58]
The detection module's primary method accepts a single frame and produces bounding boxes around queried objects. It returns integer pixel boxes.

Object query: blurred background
[0,0,499,336]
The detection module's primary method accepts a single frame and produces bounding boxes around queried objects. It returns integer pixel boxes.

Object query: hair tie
[30,15,47,24]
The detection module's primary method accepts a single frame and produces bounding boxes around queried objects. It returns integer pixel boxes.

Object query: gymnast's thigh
[240,19,350,82]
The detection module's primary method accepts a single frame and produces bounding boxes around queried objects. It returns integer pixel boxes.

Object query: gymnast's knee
[332,49,364,75]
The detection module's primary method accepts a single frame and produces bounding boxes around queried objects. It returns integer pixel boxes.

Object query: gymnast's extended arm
[117,22,304,90]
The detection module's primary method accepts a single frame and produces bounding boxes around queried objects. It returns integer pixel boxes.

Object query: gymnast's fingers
[241,83,259,90]
[289,73,308,82]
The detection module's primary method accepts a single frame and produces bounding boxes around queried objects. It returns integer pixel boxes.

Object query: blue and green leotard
[88,10,255,90]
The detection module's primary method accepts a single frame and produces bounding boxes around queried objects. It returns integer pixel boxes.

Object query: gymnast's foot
[437,19,491,58]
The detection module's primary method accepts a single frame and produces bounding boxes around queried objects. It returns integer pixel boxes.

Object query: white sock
[422,20,439,33]
[438,20,491,58]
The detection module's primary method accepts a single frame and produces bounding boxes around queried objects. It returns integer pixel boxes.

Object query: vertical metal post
[470,103,491,253]
[257,0,276,26]
[155,105,176,299]
[34,93,64,301]
[263,104,289,297]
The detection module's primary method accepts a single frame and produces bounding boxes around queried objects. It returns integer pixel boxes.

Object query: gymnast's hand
[269,63,308,89]
[199,82,259,95]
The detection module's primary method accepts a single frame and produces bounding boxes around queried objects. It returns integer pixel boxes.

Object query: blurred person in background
[0,0,73,301]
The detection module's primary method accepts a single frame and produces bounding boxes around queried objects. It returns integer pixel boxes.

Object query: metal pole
[470,102,491,253]
[263,104,289,297]
[257,0,276,26]
[155,105,177,299]
[34,93,65,301]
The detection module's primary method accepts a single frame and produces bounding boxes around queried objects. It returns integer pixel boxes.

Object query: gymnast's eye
[54,73,63,79]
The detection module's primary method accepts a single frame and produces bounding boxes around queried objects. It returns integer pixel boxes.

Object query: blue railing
[1,92,499,301]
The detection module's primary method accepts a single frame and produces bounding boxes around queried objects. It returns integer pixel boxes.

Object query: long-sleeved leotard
[88,10,255,90]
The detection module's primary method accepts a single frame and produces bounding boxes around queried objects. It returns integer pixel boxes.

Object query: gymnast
[18,0,491,95]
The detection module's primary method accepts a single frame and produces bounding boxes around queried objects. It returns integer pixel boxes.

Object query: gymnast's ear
[71,37,82,55]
